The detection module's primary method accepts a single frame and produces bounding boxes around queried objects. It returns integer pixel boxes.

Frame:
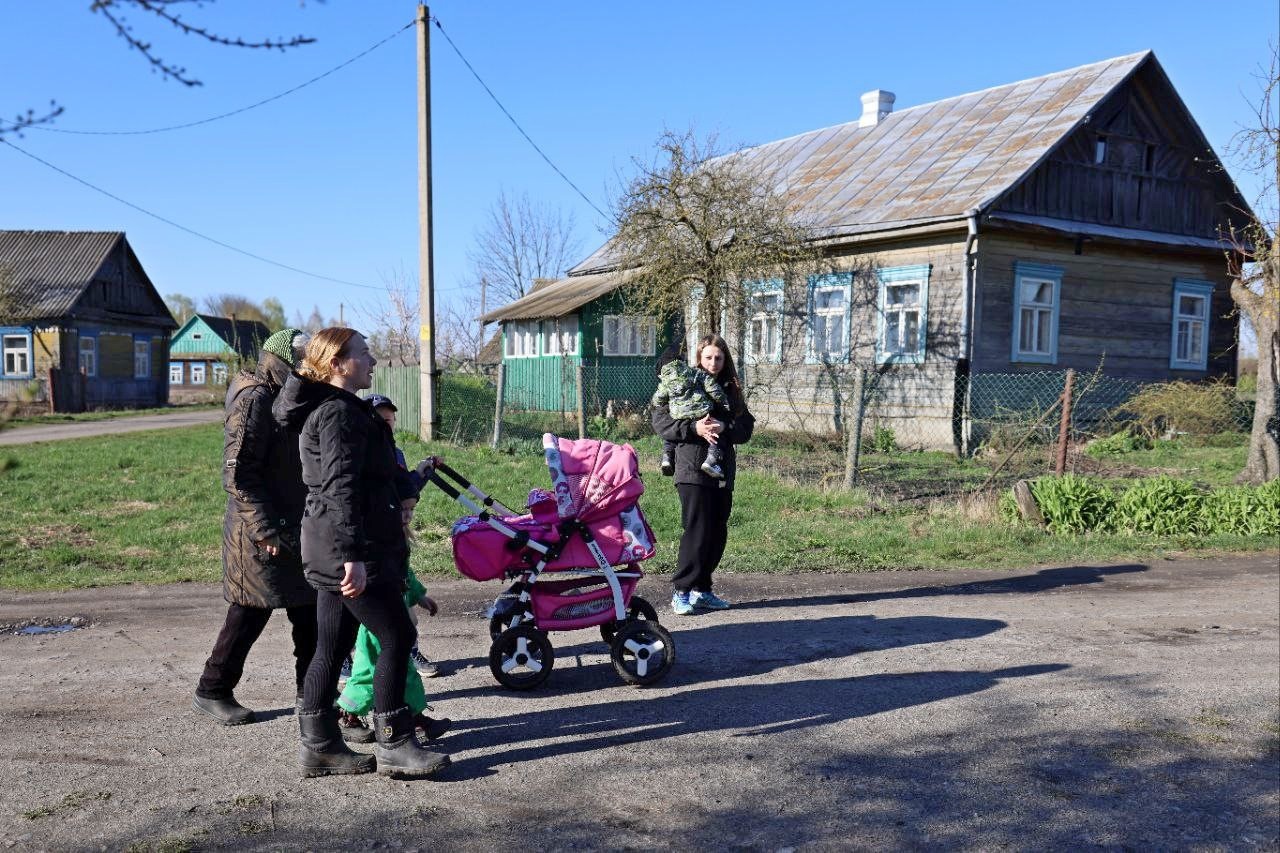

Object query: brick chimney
[859,90,896,128]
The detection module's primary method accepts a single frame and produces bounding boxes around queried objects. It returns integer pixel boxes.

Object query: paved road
[0,409,221,445]
[0,554,1276,851]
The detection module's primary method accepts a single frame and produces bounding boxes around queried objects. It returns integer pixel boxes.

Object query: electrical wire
[1,138,382,291]
[3,21,414,136]
[430,15,609,221]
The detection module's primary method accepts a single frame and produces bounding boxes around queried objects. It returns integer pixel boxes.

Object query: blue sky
[2,0,1275,331]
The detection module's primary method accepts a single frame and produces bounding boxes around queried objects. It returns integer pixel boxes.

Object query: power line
[430,15,610,221]
[2,21,413,137]
[1,138,382,291]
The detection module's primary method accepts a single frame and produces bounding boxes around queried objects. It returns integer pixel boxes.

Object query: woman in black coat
[274,327,447,779]
[651,334,755,616]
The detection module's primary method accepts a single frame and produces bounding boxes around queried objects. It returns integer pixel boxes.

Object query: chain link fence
[375,361,1252,500]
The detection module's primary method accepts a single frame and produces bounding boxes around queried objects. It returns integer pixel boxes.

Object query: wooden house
[0,230,177,413]
[168,314,270,402]
[483,52,1251,449]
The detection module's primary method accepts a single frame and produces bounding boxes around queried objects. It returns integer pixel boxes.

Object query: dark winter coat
[652,396,755,490]
[273,374,411,592]
[221,352,314,609]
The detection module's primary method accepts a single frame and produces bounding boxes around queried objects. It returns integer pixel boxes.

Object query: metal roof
[569,51,1153,276]
[0,230,126,320]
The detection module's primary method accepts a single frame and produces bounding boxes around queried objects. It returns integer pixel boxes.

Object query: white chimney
[859,89,896,128]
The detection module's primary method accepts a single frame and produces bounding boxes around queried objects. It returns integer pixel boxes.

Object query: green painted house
[480,272,678,415]
[168,314,269,401]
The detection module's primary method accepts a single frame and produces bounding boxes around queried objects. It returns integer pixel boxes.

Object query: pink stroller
[421,433,675,690]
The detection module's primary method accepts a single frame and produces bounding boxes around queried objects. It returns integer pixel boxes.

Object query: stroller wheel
[609,618,675,687]
[489,625,554,691]
[599,595,659,644]
[489,610,531,641]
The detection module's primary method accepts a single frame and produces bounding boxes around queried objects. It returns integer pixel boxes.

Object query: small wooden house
[484,51,1251,449]
[0,230,177,412]
[168,314,270,402]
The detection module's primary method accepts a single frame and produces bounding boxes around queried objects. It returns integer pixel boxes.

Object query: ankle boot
[373,706,450,778]
[298,709,376,778]
[412,712,452,742]
[192,692,255,726]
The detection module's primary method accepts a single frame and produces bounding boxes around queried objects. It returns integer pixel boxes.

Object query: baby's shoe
[660,452,675,476]
[700,459,724,479]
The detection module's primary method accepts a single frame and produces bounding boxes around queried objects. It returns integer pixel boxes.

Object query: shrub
[1084,429,1153,457]
[1113,381,1239,438]
[1030,474,1116,534]
[996,489,1022,524]
[1112,476,1204,535]
[869,426,897,453]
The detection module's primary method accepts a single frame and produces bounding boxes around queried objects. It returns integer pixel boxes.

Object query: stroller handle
[422,459,518,517]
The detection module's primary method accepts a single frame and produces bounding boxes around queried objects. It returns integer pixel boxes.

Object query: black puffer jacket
[221,352,314,609]
[652,399,755,489]
[273,374,409,592]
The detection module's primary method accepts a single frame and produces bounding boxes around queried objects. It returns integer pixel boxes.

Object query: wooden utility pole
[416,4,439,440]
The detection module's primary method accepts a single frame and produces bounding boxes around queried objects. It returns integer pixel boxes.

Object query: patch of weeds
[18,523,95,549]
[1192,709,1232,729]
[23,790,111,819]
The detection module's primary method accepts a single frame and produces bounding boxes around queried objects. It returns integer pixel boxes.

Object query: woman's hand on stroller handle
[415,456,443,480]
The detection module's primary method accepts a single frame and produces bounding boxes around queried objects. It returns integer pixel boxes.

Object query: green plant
[1113,477,1205,535]
[869,426,897,453]
[1030,474,1116,534]
[1197,484,1280,536]
[1113,381,1240,438]
[997,489,1021,524]
[1085,429,1153,457]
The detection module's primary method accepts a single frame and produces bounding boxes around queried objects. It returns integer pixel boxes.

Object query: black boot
[298,709,376,778]
[192,692,255,726]
[374,706,450,778]
[412,712,452,742]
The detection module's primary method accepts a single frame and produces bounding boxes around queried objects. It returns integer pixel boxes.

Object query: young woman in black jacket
[274,327,447,778]
[651,334,755,616]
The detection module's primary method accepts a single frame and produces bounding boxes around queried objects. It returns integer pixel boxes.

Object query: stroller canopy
[542,434,645,524]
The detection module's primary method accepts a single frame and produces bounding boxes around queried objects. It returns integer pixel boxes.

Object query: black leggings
[673,483,734,593]
[301,580,414,715]
[196,603,316,700]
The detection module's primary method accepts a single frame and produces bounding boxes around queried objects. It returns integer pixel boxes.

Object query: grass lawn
[0,423,1274,591]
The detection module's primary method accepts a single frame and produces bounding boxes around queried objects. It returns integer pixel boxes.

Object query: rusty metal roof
[568,51,1153,277]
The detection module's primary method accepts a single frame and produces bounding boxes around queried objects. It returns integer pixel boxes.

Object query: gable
[990,58,1252,239]
[68,237,178,328]
[171,314,268,358]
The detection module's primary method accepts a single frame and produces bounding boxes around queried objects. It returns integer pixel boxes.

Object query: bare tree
[164,292,196,324]
[2,1,313,139]
[357,269,420,367]
[202,293,269,324]
[609,129,815,337]
[1224,45,1280,484]
[467,190,580,307]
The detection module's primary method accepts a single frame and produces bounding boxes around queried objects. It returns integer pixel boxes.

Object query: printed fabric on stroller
[422,433,675,689]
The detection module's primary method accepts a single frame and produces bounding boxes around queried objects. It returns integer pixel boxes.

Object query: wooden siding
[972,232,1236,379]
[744,234,967,449]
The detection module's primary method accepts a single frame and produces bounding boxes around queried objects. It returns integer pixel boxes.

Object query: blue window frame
[875,264,931,364]
[805,273,852,364]
[78,333,98,377]
[0,327,33,379]
[1011,262,1063,364]
[1170,279,1213,370]
[746,278,784,364]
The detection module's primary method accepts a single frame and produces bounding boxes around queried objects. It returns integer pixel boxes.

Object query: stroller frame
[422,446,674,690]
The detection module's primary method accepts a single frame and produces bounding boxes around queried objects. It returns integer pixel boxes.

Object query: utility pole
[416,3,439,440]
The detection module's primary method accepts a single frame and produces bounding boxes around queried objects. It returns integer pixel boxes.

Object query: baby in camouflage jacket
[651,358,730,479]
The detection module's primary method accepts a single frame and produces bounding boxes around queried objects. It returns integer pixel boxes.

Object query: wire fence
[375,361,1255,500]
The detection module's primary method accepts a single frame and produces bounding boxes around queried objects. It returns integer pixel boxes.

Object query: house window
[212,362,229,384]
[1170,279,1213,370]
[79,336,98,377]
[503,320,538,358]
[544,315,579,356]
[806,273,852,363]
[190,362,206,384]
[169,362,183,384]
[1011,262,1063,364]
[133,340,150,379]
[602,315,655,357]
[2,333,31,377]
[876,264,931,364]
[1094,137,1107,165]
[746,284,783,363]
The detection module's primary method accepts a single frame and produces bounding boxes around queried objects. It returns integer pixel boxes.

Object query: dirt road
[1,554,1276,851]
[0,410,222,446]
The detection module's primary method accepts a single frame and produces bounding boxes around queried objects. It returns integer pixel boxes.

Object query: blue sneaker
[670,591,695,616]
[690,590,731,610]
[337,656,353,687]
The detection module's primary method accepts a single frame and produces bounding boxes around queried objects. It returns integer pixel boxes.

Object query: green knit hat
[261,327,308,368]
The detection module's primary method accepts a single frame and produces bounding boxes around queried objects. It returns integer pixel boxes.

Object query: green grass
[0,423,1273,591]
[1092,435,1249,488]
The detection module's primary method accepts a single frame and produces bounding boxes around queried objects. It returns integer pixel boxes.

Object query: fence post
[575,363,586,439]
[491,363,506,449]
[843,367,867,489]
[1055,369,1076,476]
